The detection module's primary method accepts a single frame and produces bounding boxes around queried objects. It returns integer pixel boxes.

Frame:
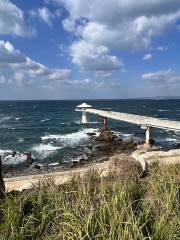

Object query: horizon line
[0,97,180,101]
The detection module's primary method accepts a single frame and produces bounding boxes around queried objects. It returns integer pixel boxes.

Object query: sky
[0,0,180,100]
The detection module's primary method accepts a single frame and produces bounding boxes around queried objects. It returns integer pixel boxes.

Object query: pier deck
[86,108,180,131]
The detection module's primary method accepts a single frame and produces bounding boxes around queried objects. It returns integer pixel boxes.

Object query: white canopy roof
[76,103,92,108]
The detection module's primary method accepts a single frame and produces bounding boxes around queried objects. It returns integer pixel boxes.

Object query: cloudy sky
[0,0,180,100]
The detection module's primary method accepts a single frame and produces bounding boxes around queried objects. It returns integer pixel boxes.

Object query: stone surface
[132,148,180,166]
[108,154,143,179]
[96,128,116,142]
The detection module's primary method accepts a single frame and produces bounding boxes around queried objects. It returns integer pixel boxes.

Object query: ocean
[0,99,180,168]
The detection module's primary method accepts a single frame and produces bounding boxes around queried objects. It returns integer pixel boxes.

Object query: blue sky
[0,0,180,99]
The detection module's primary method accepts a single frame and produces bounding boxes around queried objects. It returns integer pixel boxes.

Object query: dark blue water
[0,100,180,166]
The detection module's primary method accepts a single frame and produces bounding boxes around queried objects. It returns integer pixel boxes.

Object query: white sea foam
[0,150,27,165]
[3,154,27,165]
[17,138,24,143]
[174,130,180,134]
[48,162,59,166]
[157,109,170,112]
[165,138,178,142]
[0,149,13,155]
[115,131,134,139]
[102,107,112,110]
[60,122,70,125]
[41,128,98,147]
[73,120,81,125]
[0,116,12,123]
[32,143,62,159]
[87,121,101,124]
[157,137,178,143]
[74,120,100,125]
[14,118,20,121]
[40,118,50,123]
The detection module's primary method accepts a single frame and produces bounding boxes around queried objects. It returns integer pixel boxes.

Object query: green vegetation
[0,165,180,240]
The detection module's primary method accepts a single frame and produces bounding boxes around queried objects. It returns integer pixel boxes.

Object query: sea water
[0,99,180,167]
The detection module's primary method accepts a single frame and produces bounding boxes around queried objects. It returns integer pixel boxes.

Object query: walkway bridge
[75,103,180,146]
[86,108,180,131]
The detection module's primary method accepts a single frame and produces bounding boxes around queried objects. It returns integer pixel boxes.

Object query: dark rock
[112,138,123,145]
[172,142,180,149]
[95,157,109,163]
[12,151,17,157]
[79,158,87,165]
[25,152,34,165]
[149,139,155,145]
[33,164,42,170]
[87,145,93,150]
[71,161,79,167]
[96,143,111,152]
[86,132,96,137]
[137,139,145,145]
[96,129,116,142]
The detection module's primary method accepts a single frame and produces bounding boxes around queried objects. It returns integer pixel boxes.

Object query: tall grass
[0,165,180,240]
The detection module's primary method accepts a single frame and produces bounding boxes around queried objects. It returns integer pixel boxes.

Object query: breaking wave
[0,150,27,165]
[32,143,62,159]
[41,128,98,148]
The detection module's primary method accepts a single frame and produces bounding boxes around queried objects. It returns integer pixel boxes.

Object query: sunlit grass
[0,165,180,240]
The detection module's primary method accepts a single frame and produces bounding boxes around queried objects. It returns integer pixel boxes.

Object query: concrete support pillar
[145,126,151,145]
[81,109,87,124]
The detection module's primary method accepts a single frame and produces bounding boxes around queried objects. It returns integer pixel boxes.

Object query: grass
[0,164,180,240]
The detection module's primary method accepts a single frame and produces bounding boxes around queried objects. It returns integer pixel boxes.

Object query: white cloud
[47,69,71,80]
[156,46,167,51]
[0,41,71,86]
[142,69,180,86]
[143,53,152,61]
[0,75,6,84]
[0,0,33,36]
[70,40,123,72]
[0,41,26,63]
[11,72,33,86]
[42,77,121,90]
[81,11,180,51]
[57,0,180,51]
[30,7,55,26]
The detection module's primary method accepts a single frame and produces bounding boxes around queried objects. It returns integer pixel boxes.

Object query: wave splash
[32,128,98,159]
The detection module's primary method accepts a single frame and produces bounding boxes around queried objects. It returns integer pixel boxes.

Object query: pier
[76,103,180,146]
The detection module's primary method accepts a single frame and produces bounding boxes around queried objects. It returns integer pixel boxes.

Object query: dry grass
[0,164,180,240]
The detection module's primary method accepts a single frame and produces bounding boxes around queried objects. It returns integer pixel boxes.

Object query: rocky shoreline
[2,127,180,179]
[3,128,138,178]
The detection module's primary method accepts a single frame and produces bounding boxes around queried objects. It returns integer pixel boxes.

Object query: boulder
[108,154,143,179]
[96,143,111,152]
[96,129,117,142]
